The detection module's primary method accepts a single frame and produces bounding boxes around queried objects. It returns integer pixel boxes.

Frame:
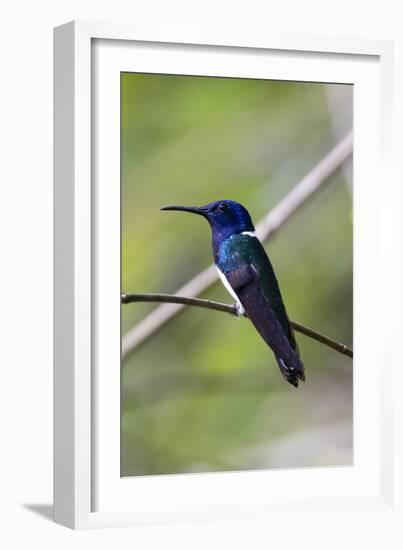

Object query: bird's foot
[234,302,246,317]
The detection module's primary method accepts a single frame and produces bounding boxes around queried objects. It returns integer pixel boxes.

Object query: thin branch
[122,132,353,361]
[122,293,353,359]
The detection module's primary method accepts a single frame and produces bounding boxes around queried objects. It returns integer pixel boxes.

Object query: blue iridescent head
[161,200,255,254]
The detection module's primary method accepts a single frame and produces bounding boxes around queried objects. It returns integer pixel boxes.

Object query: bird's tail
[275,354,305,388]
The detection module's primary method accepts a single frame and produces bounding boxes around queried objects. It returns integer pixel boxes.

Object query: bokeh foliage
[121,73,353,476]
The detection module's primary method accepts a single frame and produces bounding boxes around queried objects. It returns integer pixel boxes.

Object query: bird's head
[161,200,255,239]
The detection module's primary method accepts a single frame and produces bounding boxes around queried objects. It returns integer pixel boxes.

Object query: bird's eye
[218,203,228,211]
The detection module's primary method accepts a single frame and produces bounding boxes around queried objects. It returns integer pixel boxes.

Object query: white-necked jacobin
[161,200,305,387]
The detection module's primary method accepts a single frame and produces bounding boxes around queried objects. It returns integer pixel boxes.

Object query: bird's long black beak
[160,205,208,216]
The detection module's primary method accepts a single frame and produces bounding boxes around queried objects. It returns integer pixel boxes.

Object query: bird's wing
[225,263,305,387]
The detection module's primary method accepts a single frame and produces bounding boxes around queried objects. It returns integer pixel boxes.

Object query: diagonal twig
[122,131,353,361]
[122,293,353,359]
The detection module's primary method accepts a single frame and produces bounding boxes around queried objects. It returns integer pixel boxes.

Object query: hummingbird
[161,200,305,387]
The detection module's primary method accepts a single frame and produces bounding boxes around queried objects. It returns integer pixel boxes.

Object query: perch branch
[122,293,353,359]
[122,131,353,361]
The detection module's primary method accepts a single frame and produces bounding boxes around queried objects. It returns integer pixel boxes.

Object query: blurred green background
[121,73,353,477]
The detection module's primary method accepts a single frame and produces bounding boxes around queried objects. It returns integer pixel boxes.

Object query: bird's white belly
[216,266,245,315]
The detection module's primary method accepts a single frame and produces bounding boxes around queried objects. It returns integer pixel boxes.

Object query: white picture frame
[54,20,397,529]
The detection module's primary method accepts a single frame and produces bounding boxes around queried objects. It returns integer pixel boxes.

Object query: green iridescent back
[217,234,296,350]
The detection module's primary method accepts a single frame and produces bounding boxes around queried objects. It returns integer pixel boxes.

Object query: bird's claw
[234,302,246,317]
